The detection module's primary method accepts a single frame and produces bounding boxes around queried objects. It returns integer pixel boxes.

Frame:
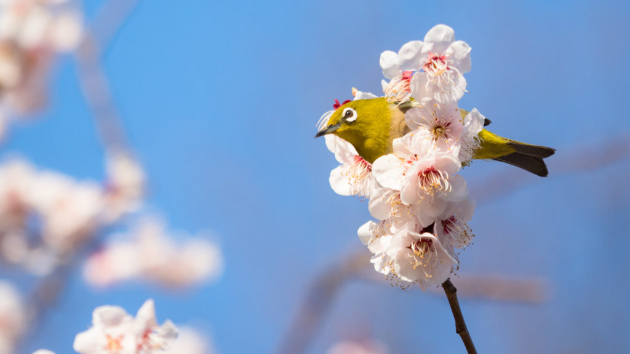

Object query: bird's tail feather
[493,153,549,177]
[509,141,556,159]
[493,142,556,177]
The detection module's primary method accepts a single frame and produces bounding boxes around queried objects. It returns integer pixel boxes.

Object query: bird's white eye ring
[342,108,357,123]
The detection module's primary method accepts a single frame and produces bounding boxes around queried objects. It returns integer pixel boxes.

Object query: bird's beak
[314,123,341,138]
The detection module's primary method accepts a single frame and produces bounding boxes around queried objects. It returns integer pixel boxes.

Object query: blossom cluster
[83,217,224,289]
[0,153,143,275]
[32,300,217,354]
[0,0,83,136]
[73,299,178,354]
[322,25,485,289]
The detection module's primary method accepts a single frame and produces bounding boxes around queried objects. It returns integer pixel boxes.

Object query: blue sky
[6,0,630,353]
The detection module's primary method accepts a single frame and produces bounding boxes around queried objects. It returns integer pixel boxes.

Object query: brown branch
[442,278,477,354]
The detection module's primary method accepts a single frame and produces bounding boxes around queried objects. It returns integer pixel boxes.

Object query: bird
[315,97,555,176]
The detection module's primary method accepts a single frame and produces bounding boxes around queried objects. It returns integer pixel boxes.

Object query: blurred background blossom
[0,0,627,353]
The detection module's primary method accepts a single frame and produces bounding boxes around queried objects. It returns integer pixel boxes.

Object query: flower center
[442,215,474,248]
[408,237,437,275]
[431,121,452,142]
[417,167,451,195]
[383,71,414,103]
[410,238,432,258]
[423,53,449,77]
[105,335,124,354]
[343,155,372,195]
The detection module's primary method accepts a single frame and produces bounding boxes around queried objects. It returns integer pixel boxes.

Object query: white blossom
[0,0,83,136]
[74,299,178,354]
[83,217,224,288]
[379,50,414,103]
[404,100,464,155]
[398,25,471,104]
[30,171,104,253]
[0,158,112,274]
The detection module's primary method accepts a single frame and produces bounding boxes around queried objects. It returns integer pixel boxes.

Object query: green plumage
[319,98,554,176]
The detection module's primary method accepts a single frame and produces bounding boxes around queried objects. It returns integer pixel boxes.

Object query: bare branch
[442,278,477,354]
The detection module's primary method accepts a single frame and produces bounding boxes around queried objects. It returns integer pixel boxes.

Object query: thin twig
[442,278,477,354]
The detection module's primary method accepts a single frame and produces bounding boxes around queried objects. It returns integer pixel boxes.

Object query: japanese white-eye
[315,97,555,176]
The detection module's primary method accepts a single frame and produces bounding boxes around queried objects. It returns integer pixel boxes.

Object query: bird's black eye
[342,108,357,123]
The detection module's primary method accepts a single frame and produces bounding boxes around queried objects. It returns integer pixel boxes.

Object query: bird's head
[315,97,392,163]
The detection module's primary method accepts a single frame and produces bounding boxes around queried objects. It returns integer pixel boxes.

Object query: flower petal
[464,108,484,135]
[329,165,354,196]
[135,299,157,332]
[354,90,378,100]
[379,50,400,80]
[409,73,431,104]
[397,40,424,71]
[424,24,455,50]
[445,175,468,202]
[372,154,405,191]
[431,73,467,104]
[92,305,130,327]
[445,40,471,73]
[357,221,375,245]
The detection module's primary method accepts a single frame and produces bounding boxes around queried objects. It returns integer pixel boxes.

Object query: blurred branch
[15,237,102,354]
[74,0,142,152]
[91,0,141,53]
[277,251,549,354]
[276,252,367,354]
[442,279,477,354]
[471,134,630,204]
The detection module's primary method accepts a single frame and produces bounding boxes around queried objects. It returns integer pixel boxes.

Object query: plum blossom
[436,198,476,250]
[0,0,83,138]
[359,217,456,289]
[74,299,178,354]
[397,25,471,104]
[83,217,224,288]
[404,100,464,155]
[379,49,415,104]
[30,171,104,254]
[0,157,131,274]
